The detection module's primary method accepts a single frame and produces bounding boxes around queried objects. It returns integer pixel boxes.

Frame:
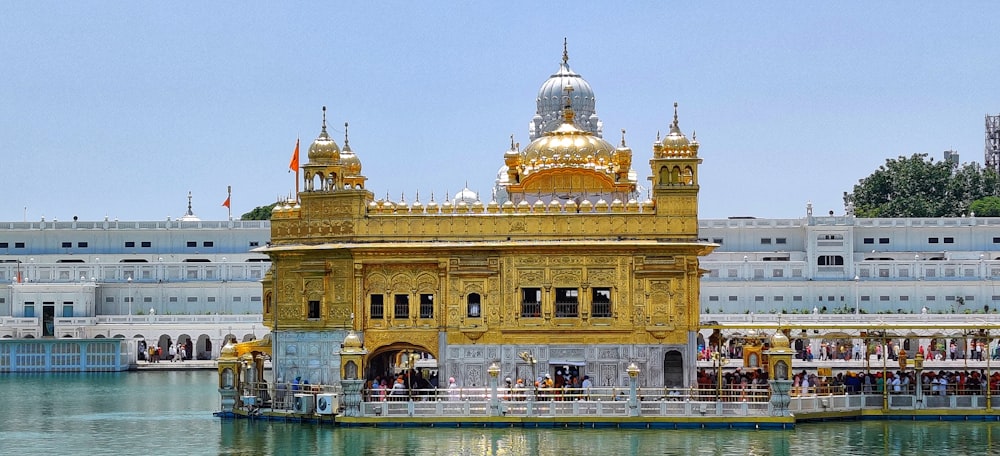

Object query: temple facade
[261,44,713,389]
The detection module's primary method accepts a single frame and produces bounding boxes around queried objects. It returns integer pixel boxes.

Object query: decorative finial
[620,128,627,147]
[186,191,193,215]
[692,130,697,141]
[656,130,661,141]
[321,106,328,133]
[510,134,515,150]
[562,85,576,123]
[672,102,679,128]
[344,121,350,147]
[562,37,569,65]
[415,190,420,203]
[430,191,435,203]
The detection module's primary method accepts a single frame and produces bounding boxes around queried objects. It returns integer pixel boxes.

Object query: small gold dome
[308,106,341,164]
[220,339,238,357]
[504,135,521,167]
[340,122,362,176]
[656,102,699,158]
[770,330,790,349]
[342,330,363,353]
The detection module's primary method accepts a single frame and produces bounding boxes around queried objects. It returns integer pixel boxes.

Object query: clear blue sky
[2,2,997,222]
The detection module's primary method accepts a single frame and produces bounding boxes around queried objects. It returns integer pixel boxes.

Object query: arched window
[467,293,481,318]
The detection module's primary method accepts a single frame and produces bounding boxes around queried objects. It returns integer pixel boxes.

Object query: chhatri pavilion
[260,42,714,390]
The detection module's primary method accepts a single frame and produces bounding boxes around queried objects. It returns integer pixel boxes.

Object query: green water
[0,371,997,455]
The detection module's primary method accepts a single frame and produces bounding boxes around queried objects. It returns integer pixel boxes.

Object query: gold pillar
[217,339,240,413]
[765,329,794,381]
[339,330,367,380]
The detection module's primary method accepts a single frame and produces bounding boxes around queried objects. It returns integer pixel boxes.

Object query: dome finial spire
[620,128,627,147]
[344,121,350,147]
[672,102,679,129]
[321,105,328,133]
[510,134,515,150]
[562,37,569,65]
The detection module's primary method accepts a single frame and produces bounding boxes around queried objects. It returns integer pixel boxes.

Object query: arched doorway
[663,350,684,387]
[367,343,438,391]
[177,334,193,360]
[197,335,213,360]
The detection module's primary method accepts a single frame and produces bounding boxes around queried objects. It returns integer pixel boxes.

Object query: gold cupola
[301,106,367,192]
[339,121,367,189]
[340,122,362,176]
[654,102,699,159]
[307,106,341,164]
[521,100,615,166]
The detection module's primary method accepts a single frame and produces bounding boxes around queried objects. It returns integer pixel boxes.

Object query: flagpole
[227,185,232,221]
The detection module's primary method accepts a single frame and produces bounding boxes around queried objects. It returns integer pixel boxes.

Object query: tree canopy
[844,153,1000,217]
[970,196,1000,217]
[240,203,277,220]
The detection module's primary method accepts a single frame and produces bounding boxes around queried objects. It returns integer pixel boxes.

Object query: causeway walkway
[136,360,216,371]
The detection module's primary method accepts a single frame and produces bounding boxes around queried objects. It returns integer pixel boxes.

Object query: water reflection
[216,420,999,456]
[1,371,998,455]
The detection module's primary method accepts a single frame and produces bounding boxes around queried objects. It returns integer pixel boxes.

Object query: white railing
[237,381,998,419]
[356,386,774,418]
[96,314,262,324]
[701,313,1000,324]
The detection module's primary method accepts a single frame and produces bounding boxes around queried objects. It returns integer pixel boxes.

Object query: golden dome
[308,106,341,164]
[522,109,616,169]
[504,135,521,168]
[220,339,238,357]
[656,102,699,158]
[770,330,790,349]
[340,122,362,176]
[342,330,363,353]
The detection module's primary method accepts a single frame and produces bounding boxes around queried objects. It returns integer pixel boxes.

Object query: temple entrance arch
[663,350,684,387]
[367,342,439,388]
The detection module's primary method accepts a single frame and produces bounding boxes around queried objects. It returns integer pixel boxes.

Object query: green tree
[970,196,1000,217]
[845,154,1000,217]
[241,203,277,220]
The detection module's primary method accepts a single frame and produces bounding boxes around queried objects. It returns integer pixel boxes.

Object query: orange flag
[289,138,300,173]
[222,196,231,208]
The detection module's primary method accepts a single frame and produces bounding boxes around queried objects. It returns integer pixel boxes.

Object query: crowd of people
[362,368,601,402]
[813,369,1000,396]
[137,339,190,363]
